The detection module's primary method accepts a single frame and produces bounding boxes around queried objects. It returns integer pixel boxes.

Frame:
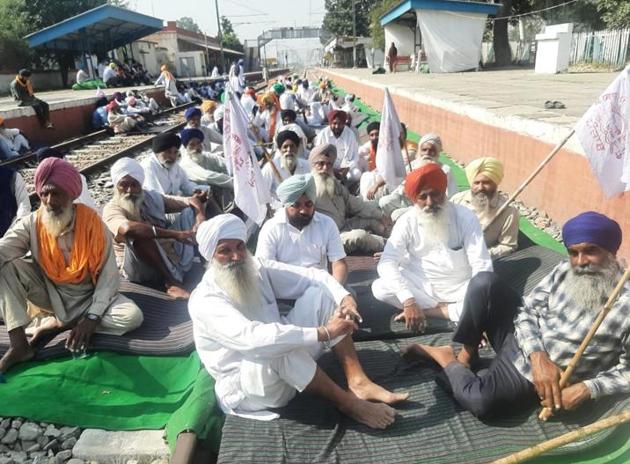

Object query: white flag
[376,88,407,189]
[223,88,270,224]
[575,66,630,197]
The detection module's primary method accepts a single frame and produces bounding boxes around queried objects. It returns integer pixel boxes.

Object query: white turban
[214,105,225,122]
[196,214,247,261]
[419,133,443,153]
[110,157,145,186]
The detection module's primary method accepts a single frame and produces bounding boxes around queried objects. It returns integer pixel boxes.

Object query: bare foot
[29,317,64,347]
[403,343,456,369]
[340,397,397,429]
[165,283,191,300]
[349,377,409,404]
[0,345,36,373]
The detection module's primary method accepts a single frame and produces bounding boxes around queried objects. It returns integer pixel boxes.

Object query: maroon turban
[34,158,82,200]
[404,163,447,201]
[327,109,347,125]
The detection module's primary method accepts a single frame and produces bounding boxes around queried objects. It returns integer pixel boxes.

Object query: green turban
[272,83,285,95]
[276,174,316,206]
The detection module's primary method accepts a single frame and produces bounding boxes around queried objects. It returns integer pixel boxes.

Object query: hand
[338,295,362,323]
[367,185,379,200]
[176,230,195,245]
[324,311,358,339]
[531,351,563,410]
[192,189,209,203]
[560,382,591,411]
[334,167,349,180]
[394,300,426,333]
[66,317,99,352]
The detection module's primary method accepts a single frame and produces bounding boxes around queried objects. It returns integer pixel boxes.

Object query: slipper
[553,101,566,109]
[544,100,554,109]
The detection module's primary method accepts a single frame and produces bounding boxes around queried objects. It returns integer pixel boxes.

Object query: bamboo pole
[491,409,630,464]
[483,129,575,233]
[261,145,285,184]
[403,143,413,173]
[539,265,630,421]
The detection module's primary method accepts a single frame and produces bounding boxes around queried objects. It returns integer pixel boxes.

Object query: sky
[130,0,326,45]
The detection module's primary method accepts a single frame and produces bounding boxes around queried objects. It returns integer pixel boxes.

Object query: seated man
[179,128,232,192]
[190,214,407,427]
[183,107,218,151]
[262,130,310,202]
[406,212,630,418]
[10,69,53,129]
[451,157,518,259]
[310,144,389,255]
[0,166,31,237]
[103,158,207,300]
[314,110,361,184]
[256,175,348,285]
[0,117,30,159]
[372,164,492,328]
[0,158,143,373]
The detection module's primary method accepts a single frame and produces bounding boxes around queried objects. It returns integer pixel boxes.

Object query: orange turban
[404,163,447,201]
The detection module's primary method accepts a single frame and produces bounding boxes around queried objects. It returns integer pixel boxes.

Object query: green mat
[0,351,224,453]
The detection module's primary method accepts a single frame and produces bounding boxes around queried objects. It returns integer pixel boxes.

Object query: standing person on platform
[387,42,398,73]
[0,158,144,373]
[103,158,207,300]
[10,69,53,129]
[262,130,310,202]
[189,214,407,426]
[0,166,31,237]
[155,64,183,107]
[451,157,519,259]
[372,163,492,327]
[314,110,361,184]
[256,174,348,285]
[405,212,629,419]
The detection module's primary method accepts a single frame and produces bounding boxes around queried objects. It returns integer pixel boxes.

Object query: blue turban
[180,128,205,147]
[276,174,316,206]
[184,107,202,120]
[562,211,622,254]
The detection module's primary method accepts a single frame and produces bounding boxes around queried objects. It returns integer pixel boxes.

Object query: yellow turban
[201,100,217,115]
[465,157,504,186]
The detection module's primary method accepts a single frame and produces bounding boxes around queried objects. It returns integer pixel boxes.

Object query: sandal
[553,100,566,109]
[544,100,554,109]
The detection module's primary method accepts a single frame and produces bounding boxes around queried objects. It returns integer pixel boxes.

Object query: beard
[470,190,497,213]
[185,147,205,165]
[280,154,297,173]
[313,171,336,199]
[39,202,74,238]
[113,189,145,221]
[287,211,314,229]
[415,201,450,246]
[564,258,621,311]
[211,251,262,317]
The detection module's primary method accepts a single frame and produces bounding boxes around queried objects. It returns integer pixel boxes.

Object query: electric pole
[352,0,356,68]
[214,0,226,73]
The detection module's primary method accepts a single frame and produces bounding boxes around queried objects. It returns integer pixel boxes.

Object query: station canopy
[24,4,163,53]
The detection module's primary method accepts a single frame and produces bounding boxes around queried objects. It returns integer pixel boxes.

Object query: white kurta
[372,203,492,321]
[13,172,31,220]
[189,257,350,419]
[261,157,310,204]
[314,127,361,182]
[141,153,201,196]
[256,210,346,270]
[76,174,100,213]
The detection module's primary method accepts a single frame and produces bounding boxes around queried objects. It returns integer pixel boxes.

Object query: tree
[598,0,630,28]
[0,0,32,71]
[177,16,202,34]
[323,0,379,37]
[369,0,399,50]
[220,16,243,52]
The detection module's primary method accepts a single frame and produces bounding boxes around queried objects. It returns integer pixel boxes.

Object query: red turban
[35,158,82,200]
[404,163,447,201]
[327,109,347,124]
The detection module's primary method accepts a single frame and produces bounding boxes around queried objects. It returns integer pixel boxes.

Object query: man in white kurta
[189,214,406,427]
[314,110,361,183]
[372,163,492,328]
[256,175,347,284]
[262,130,310,205]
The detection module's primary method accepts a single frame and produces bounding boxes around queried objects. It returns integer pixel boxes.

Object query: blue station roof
[25,4,163,52]
[380,0,502,26]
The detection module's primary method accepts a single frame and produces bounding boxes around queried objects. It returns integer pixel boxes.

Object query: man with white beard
[309,144,390,254]
[189,214,408,427]
[178,128,233,192]
[451,157,518,259]
[262,130,310,203]
[183,107,219,152]
[0,158,143,373]
[404,212,630,419]
[372,163,493,328]
[103,158,207,300]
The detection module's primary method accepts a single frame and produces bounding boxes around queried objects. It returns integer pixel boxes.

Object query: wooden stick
[483,129,575,232]
[403,143,413,172]
[539,265,630,421]
[491,409,630,464]
[261,145,285,184]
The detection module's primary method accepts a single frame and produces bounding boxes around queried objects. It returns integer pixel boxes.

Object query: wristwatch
[86,313,101,322]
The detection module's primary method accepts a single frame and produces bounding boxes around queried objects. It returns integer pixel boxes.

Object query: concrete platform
[315,67,630,259]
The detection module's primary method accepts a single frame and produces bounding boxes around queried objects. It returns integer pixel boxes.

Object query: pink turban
[34,158,82,200]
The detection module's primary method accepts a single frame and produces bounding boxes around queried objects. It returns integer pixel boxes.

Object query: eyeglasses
[314,161,333,168]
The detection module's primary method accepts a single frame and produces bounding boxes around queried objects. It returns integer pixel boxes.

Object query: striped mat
[218,333,629,464]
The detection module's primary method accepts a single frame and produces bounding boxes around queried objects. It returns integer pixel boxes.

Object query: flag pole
[483,129,575,233]
[538,265,630,421]
[403,143,413,172]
